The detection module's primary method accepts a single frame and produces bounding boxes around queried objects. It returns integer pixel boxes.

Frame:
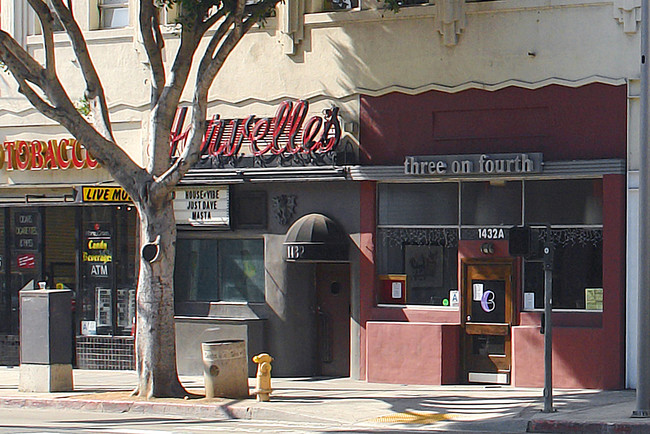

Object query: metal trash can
[202,340,249,399]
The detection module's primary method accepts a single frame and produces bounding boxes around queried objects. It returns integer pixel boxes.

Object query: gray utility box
[20,289,72,364]
[19,289,73,392]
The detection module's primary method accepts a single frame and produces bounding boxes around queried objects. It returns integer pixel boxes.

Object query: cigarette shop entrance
[0,203,137,367]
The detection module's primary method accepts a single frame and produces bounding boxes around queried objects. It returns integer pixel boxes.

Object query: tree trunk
[133,195,187,398]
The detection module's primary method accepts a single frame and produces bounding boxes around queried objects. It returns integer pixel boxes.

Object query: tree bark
[132,195,186,398]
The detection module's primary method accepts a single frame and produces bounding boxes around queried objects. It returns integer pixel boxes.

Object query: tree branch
[201,6,229,33]
[17,80,59,121]
[0,31,46,86]
[197,15,236,78]
[155,0,281,192]
[15,75,147,196]
[139,0,166,107]
[147,9,216,177]
[48,0,115,142]
[26,0,56,79]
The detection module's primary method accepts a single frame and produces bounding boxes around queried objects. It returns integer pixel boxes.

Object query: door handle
[466,315,471,321]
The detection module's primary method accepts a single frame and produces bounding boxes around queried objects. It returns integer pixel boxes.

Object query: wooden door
[462,259,515,384]
[316,263,350,377]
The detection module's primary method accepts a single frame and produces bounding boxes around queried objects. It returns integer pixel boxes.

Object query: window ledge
[376,303,458,311]
[175,301,268,319]
[304,0,613,27]
[519,310,603,328]
[26,27,135,48]
[304,5,435,27]
[175,315,266,322]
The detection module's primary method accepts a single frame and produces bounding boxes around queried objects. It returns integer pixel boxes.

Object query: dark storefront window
[233,191,267,229]
[379,183,458,225]
[524,235,603,310]
[525,179,603,225]
[5,209,44,333]
[79,206,137,336]
[0,205,137,338]
[45,207,76,291]
[523,179,603,311]
[376,179,603,310]
[0,211,6,333]
[175,237,265,303]
[377,183,459,306]
[461,181,522,226]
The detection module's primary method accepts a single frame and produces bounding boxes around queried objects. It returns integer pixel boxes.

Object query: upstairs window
[99,0,129,29]
[307,0,358,13]
[27,1,65,36]
[393,0,429,6]
[326,0,359,10]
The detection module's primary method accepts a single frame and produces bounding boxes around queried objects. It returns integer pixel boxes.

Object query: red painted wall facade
[360,84,627,165]
[359,84,626,389]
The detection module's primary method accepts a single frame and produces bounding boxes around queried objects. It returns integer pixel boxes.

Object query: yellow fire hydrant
[252,353,273,402]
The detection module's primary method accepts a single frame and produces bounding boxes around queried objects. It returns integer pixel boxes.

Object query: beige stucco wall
[1,1,639,124]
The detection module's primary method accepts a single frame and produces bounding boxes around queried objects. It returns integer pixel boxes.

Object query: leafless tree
[0,0,280,398]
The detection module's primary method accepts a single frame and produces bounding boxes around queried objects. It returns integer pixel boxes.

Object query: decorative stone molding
[278,0,305,55]
[272,195,297,225]
[434,0,466,47]
[613,0,641,34]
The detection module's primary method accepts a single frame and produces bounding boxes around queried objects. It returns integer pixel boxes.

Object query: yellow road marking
[370,411,459,424]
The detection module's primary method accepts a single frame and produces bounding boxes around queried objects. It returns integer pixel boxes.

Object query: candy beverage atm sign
[1,139,98,170]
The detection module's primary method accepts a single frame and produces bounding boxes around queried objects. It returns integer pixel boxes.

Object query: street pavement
[0,367,647,432]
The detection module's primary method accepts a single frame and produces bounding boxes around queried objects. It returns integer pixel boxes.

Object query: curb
[527,419,650,433]
[0,397,233,419]
[0,396,345,424]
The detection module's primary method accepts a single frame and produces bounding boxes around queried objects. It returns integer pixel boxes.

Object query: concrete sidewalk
[0,367,647,432]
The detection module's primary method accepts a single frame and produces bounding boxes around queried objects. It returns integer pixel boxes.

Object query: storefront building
[167,83,626,389]
[169,100,361,377]
[0,0,641,389]
[0,138,138,368]
[355,84,626,389]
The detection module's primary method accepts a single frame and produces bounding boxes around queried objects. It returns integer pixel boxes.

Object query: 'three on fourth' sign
[173,186,229,227]
[404,153,543,176]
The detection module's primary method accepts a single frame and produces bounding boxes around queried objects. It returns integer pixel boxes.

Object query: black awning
[283,214,348,262]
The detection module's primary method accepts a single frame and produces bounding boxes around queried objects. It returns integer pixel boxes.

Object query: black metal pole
[543,230,554,413]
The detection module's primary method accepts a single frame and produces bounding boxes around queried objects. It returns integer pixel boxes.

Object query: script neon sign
[1,139,99,171]
[169,100,342,158]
